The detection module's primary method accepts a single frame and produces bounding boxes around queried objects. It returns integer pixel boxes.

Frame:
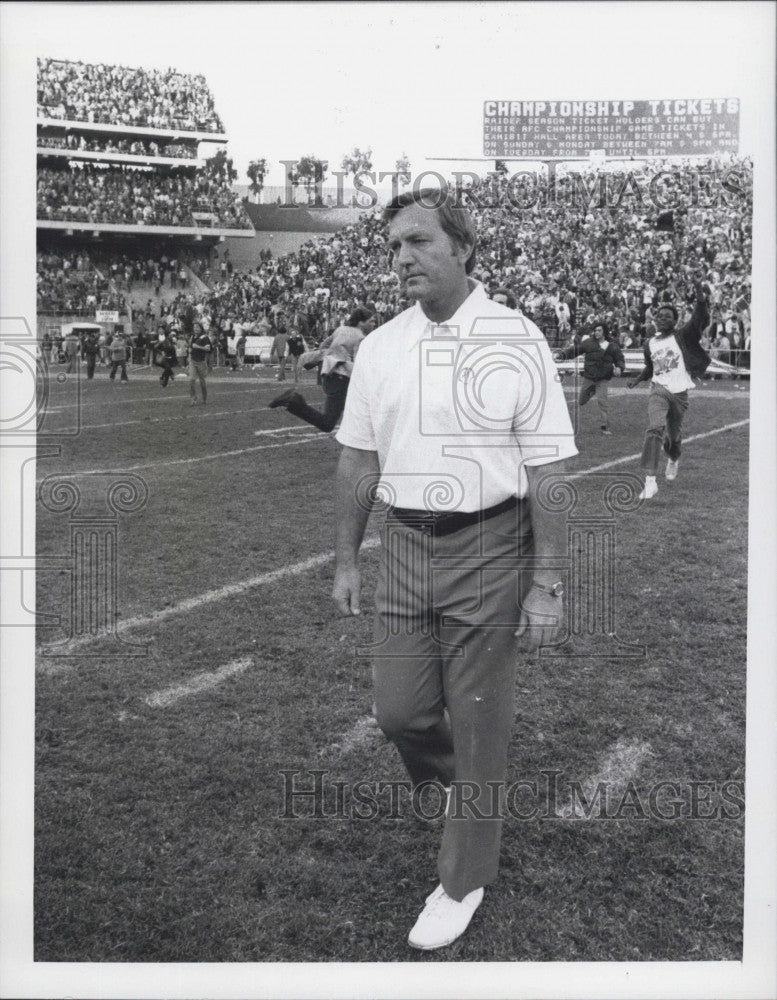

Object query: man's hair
[655,303,679,320]
[592,319,609,336]
[347,306,374,326]
[491,287,517,309]
[383,187,477,274]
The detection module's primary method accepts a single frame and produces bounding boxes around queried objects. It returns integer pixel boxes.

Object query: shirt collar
[406,279,490,350]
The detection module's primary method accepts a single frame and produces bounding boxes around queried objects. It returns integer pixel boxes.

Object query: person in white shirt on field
[628,277,710,499]
[333,189,576,950]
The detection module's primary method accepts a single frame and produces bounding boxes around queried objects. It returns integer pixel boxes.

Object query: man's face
[492,293,508,306]
[388,203,470,306]
[593,325,605,341]
[655,308,676,334]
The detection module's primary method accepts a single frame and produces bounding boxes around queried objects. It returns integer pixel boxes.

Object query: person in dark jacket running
[628,277,710,499]
[556,320,625,435]
[267,308,375,432]
[152,327,177,388]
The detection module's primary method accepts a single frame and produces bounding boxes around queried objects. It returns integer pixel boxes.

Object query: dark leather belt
[387,495,519,537]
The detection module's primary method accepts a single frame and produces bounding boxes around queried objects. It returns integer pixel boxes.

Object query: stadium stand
[37,165,252,228]
[36,57,253,338]
[37,57,224,132]
[181,158,752,365]
[35,59,752,369]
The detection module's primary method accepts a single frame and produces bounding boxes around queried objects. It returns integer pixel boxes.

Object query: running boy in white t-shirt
[628,277,710,499]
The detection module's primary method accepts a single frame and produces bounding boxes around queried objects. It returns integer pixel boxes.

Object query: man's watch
[531,580,565,598]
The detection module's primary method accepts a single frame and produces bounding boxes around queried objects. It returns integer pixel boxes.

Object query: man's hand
[515,586,563,653]
[333,564,361,616]
[613,366,622,377]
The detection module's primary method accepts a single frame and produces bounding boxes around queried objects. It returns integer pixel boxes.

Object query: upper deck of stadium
[36,57,252,240]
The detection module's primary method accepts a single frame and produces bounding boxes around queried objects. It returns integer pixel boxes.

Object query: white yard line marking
[37,417,748,661]
[555,740,655,819]
[254,426,324,437]
[49,411,313,435]
[39,537,382,659]
[144,656,253,709]
[39,414,749,482]
[569,419,749,479]
[41,385,265,412]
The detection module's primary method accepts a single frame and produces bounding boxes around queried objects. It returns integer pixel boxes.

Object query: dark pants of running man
[286,372,349,432]
[371,500,533,902]
[578,377,610,429]
[155,358,175,386]
[85,355,97,379]
[640,384,688,475]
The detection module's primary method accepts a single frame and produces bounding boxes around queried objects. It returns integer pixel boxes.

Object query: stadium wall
[214,231,330,265]
[242,201,370,233]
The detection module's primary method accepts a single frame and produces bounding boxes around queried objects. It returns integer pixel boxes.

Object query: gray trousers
[371,500,533,901]
[578,377,610,428]
[640,383,688,475]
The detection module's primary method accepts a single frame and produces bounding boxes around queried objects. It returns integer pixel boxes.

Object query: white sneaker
[638,476,658,500]
[407,884,484,950]
[665,458,679,481]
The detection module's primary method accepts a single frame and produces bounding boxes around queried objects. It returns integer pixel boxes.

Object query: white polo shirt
[337,281,577,512]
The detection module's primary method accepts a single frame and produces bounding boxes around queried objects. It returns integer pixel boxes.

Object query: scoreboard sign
[483,98,740,159]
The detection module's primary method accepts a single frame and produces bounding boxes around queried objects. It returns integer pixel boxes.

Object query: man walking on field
[189,321,212,406]
[333,189,576,950]
[628,277,710,499]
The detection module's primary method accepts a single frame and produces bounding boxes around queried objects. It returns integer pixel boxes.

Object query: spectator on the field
[268,307,375,431]
[41,330,52,365]
[269,313,289,382]
[556,320,625,435]
[108,334,129,382]
[188,320,211,405]
[82,331,100,379]
[153,328,177,387]
[63,329,80,373]
[175,331,189,368]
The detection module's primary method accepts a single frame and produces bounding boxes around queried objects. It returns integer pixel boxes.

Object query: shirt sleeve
[512,330,578,467]
[335,345,377,451]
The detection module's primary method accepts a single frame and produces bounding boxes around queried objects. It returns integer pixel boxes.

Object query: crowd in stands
[36,250,127,315]
[149,158,750,358]
[39,134,198,159]
[38,157,753,368]
[37,164,251,228]
[96,247,213,292]
[37,58,224,133]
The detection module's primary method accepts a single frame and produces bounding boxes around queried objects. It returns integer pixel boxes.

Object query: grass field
[34,359,749,962]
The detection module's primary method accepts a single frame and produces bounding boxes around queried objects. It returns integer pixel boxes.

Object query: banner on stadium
[483,98,740,159]
[96,310,119,323]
